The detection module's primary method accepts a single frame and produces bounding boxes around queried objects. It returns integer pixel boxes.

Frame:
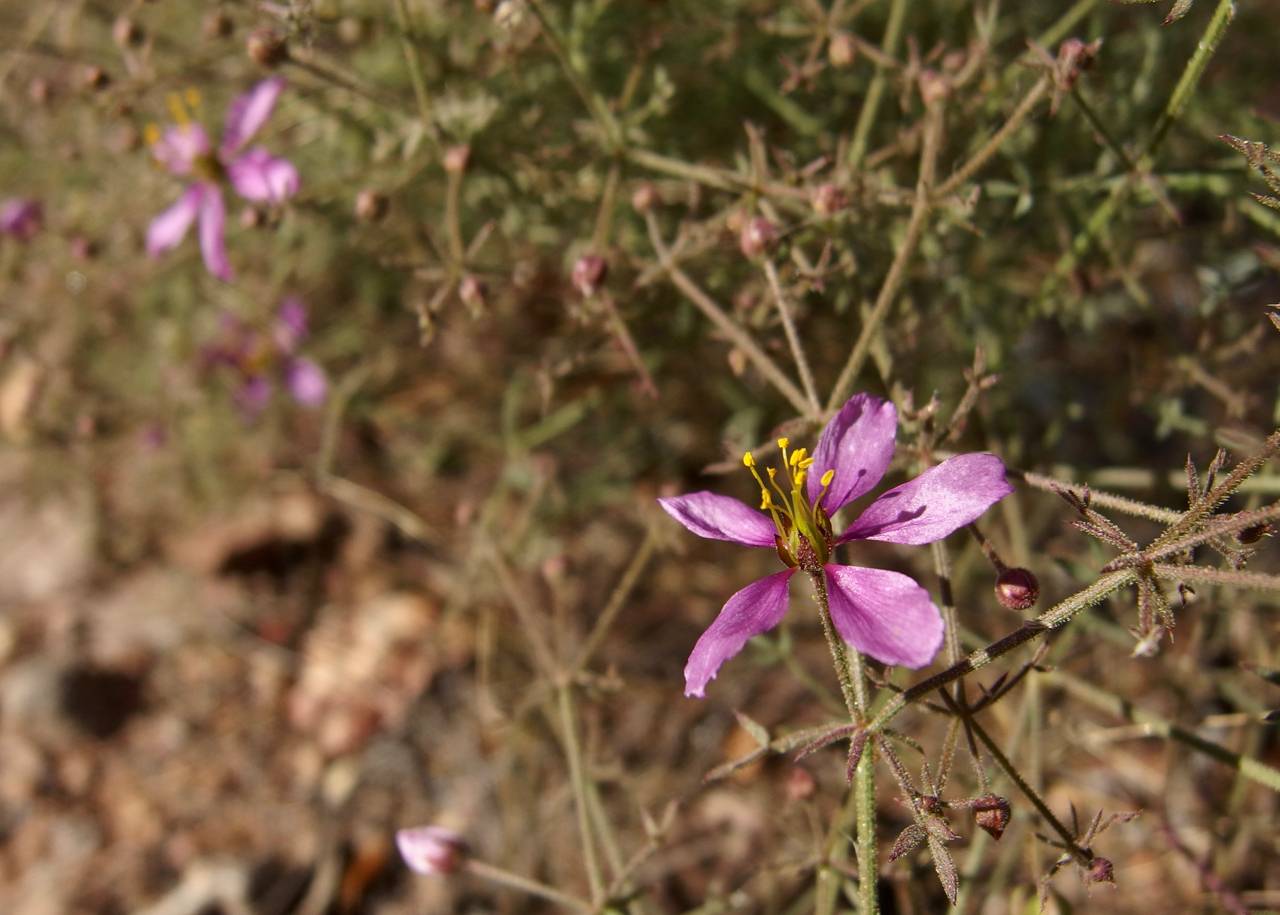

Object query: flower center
[743,437,836,570]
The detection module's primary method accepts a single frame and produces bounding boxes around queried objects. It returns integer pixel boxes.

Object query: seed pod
[995,567,1039,611]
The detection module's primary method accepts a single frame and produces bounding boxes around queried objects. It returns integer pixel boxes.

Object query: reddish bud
[443,144,471,175]
[113,17,144,48]
[631,181,660,214]
[828,31,856,69]
[82,66,111,91]
[396,826,469,876]
[247,28,288,68]
[572,254,609,297]
[995,567,1039,611]
[458,274,487,316]
[811,183,847,218]
[354,189,388,223]
[1085,856,1114,885]
[918,69,949,107]
[1057,38,1102,91]
[971,794,1011,840]
[739,217,777,259]
[203,11,233,40]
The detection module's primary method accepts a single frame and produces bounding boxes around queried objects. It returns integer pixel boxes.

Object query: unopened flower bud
[113,17,144,48]
[1057,38,1101,90]
[354,189,388,223]
[918,69,949,107]
[572,254,608,297]
[971,794,1011,840]
[458,274,487,315]
[82,66,111,91]
[631,181,660,214]
[811,183,846,218]
[443,144,471,175]
[995,567,1039,610]
[739,217,777,259]
[1237,522,1272,544]
[240,206,265,229]
[785,766,816,802]
[1085,856,1114,885]
[828,31,856,69]
[69,236,97,261]
[396,825,469,876]
[203,11,233,40]
[247,28,288,68]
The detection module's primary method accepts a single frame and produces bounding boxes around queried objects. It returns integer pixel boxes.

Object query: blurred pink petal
[396,825,468,876]
[274,296,309,352]
[806,392,897,512]
[823,564,943,668]
[234,376,273,417]
[221,77,285,156]
[197,187,232,281]
[0,198,42,241]
[227,148,299,203]
[685,569,794,698]
[284,357,327,407]
[658,491,778,547]
[147,186,203,256]
[840,453,1013,546]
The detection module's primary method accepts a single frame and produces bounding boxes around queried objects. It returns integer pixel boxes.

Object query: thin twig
[762,259,822,412]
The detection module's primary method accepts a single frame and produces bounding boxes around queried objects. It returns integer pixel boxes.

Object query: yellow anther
[776,437,790,450]
[184,88,202,110]
[760,490,772,510]
[796,469,807,486]
[144,122,161,147]
[767,467,777,479]
[743,451,755,468]
[821,469,835,487]
[789,447,808,467]
[166,91,189,125]
[800,457,815,469]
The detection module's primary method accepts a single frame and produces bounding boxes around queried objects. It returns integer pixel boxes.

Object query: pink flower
[396,825,469,876]
[0,198,42,241]
[146,79,299,281]
[659,393,1013,697]
[203,297,327,416]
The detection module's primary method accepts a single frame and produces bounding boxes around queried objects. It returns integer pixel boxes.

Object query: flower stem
[556,682,606,905]
[808,570,878,915]
[465,859,593,913]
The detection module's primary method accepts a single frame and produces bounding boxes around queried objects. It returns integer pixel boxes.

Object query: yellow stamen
[166,92,189,125]
[144,122,161,147]
[743,451,755,468]
[796,469,807,487]
[767,467,777,480]
[776,437,789,450]
[799,457,815,469]
[789,447,808,467]
[760,490,772,510]
[820,469,835,487]
[183,88,202,112]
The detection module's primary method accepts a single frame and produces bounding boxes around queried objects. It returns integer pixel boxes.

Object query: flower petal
[197,187,232,281]
[684,569,794,697]
[841,453,1013,546]
[284,357,327,406]
[824,564,943,668]
[147,186,203,256]
[221,77,285,156]
[274,296,309,352]
[227,148,300,203]
[0,198,42,240]
[658,491,778,547]
[152,124,211,176]
[807,392,898,513]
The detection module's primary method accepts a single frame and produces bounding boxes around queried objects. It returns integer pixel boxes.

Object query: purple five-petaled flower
[146,78,299,281]
[203,296,327,417]
[659,392,1014,698]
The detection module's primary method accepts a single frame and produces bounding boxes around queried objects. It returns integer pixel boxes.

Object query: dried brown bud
[828,31,856,69]
[247,28,288,68]
[572,254,609,297]
[1237,522,1273,545]
[811,183,847,218]
[82,66,112,91]
[443,144,471,175]
[918,69,949,107]
[113,17,144,48]
[739,217,777,260]
[203,11,233,40]
[1085,856,1114,885]
[631,181,660,214]
[354,189,389,223]
[995,567,1039,611]
[971,794,1011,840]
